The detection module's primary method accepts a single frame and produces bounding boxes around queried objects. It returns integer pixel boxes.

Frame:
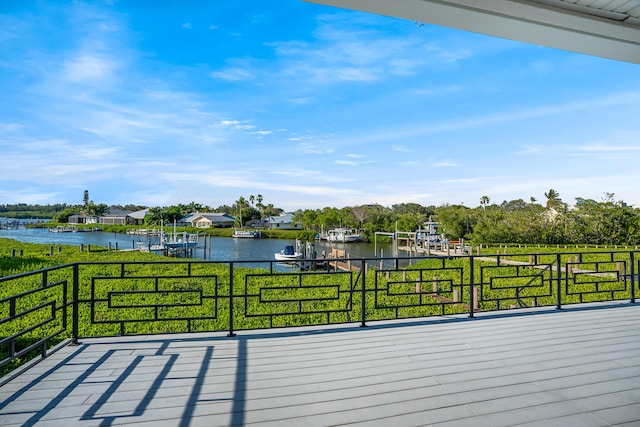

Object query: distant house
[68,214,100,224]
[246,219,267,229]
[177,213,199,227]
[180,212,236,228]
[265,213,301,230]
[100,209,135,225]
[128,208,149,225]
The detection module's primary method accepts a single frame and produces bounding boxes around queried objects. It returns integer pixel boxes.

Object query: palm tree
[480,195,490,209]
[249,195,255,206]
[544,189,561,208]
[256,194,264,216]
[236,196,248,227]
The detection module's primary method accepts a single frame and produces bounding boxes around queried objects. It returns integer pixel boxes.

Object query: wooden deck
[2,302,640,426]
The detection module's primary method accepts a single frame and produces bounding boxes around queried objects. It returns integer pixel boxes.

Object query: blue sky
[1,1,639,211]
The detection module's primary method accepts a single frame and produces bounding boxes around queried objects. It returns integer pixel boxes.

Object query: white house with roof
[265,213,301,230]
[180,212,236,228]
[128,208,149,225]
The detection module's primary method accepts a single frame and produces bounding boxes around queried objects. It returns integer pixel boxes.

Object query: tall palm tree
[480,195,490,209]
[236,196,247,227]
[256,194,264,216]
[544,189,560,208]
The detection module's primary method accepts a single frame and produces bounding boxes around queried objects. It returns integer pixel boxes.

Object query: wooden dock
[325,249,361,272]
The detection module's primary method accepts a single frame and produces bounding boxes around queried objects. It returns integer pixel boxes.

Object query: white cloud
[0,123,24,132]
[392,145,412,152]
[297,142,334,154]
[579,144,640,152]
[211,68,254,81]
[335,160,357,165]
[182,22,192,29]
[63,54,118,82]
[433,161,459,167]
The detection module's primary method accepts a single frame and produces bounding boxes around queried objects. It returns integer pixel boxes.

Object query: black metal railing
[1,250,638,375]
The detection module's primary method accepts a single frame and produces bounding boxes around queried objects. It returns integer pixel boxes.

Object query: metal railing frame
[2,249,639,374]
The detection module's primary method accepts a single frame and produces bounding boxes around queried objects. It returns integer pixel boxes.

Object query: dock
[325,248,361,272]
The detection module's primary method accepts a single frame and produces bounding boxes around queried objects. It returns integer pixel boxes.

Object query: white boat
[164,232,198,248]
[326,228,362,243]
[152,220,198,250]
[275,245,303,261]
[233,230,264,239]
[49,225,77,233]
[414,220,447,248]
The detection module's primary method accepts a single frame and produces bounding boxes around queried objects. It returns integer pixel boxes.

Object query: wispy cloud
[392,145,412,152]
[297,142,334,154]
[2,1,639,210]
[211,68,254,81]
[433,161,459,167]
[63,54,119,82]
[579,143,640,152]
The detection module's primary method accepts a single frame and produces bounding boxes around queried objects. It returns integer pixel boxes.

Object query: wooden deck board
[1,302,640,426]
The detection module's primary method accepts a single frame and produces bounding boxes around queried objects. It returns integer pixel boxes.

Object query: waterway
[0,227,401,264]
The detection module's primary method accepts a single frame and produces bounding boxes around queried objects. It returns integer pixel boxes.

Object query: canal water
[0,227,400,263]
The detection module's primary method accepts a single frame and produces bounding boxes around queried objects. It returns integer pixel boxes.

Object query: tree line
[6,189,640,245]
[292,191,640,245]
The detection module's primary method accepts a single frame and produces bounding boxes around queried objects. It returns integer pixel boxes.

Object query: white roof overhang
[304,0,640,64]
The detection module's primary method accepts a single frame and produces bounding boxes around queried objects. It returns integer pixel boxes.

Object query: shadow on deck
[2,302,640,426]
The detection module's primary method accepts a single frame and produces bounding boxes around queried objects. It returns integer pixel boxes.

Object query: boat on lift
[325,228,362,243]
[274,245,303,261]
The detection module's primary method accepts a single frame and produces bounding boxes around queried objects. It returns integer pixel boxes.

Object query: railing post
[469,256,475,318]
[556,253,562,310]
[72,263,80,344]
[631,252,636,304]
[228,262,236,337]
[360,259,367,327]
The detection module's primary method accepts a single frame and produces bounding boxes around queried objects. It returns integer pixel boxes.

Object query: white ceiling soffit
[304,0,640,64]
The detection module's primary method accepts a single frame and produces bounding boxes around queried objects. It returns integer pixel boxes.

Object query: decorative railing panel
[563,254,630,303]
[0,266,73,374]
[1,250,638,377]
[241,270,355,328]
[373,262,467,319]
[477,261,555,310]
[77,262,226,337]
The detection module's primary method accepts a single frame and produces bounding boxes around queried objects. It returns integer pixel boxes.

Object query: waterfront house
[180,212,236,228]
[68,214,100,225]
[128,208,149,225]
[100,209,135,226]
[265,212,301,230]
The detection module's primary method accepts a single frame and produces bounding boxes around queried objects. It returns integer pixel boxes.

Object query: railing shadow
[0,299,638,425]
